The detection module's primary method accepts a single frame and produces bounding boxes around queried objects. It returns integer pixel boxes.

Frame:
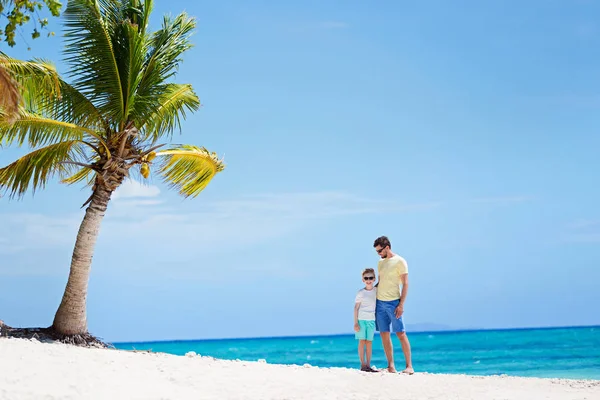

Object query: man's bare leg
[380,332,396,372]
[396,332,414,374]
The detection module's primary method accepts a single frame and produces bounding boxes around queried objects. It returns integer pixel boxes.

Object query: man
[373,235,414,374]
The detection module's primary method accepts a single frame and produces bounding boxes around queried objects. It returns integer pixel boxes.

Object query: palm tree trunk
[52,185,113,336]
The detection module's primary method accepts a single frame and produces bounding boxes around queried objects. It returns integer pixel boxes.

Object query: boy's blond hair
[362,268,375,277]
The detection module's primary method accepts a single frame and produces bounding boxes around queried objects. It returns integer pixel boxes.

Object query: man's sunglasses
[363,276,375,281]
[376,247,386,254]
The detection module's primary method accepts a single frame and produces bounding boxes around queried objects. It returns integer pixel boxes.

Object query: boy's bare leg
[366,340,373,367]
[379,332,396,372]
[358,340,366,368]
[396,332,414,374]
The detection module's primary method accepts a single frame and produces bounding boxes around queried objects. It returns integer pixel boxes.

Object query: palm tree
[0,0,224,343]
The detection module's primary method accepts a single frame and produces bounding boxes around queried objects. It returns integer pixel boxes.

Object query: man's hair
[362,268,375,277]
[373,236,391,249]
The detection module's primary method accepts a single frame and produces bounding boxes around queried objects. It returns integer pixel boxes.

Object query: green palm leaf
[23,79,105,130]
[138,83,200,141]
[61,165,97,186]
[135,12,195,95]
[0,53,61,123]
[0,110,99,147]
[0,53,61,97]
[62,0,125,125]
[1,52,104,131]
[0,140,87,198]
[156,145,224,198]
[118,18,149,119]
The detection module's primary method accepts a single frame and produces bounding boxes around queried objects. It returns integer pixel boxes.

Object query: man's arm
[399,273,409,306]
[395,273,409,318]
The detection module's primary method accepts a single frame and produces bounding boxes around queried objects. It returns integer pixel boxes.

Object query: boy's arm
[354,302,361,331]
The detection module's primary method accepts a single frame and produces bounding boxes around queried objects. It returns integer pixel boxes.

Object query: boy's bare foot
[401,367,414,375]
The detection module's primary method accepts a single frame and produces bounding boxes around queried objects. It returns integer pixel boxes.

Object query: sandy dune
[0,338,598,400]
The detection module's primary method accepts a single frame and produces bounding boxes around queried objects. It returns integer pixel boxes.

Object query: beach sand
[1,338,598,400]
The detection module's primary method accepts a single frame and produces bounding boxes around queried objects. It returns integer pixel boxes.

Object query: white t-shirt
[355,288,377,321]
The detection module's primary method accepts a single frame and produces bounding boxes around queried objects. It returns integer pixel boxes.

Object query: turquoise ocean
[113,326,600,380]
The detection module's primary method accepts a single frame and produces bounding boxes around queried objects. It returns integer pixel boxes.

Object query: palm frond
[156,144,224,198]
[0,52,104,130]
[138,0,154,35]
[0,53,61,98]
[117,17,149,119]
[22,78,105,131]
[0,140,87,198]
[0,110,100,147]
[0,54,61,123]
[137,83,200,142]
[0,65,21,123]
[61,165,96,186]
[62,0,125,125]
[135,12,196,98]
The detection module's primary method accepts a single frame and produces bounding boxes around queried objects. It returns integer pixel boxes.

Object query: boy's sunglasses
[363,276,375,281]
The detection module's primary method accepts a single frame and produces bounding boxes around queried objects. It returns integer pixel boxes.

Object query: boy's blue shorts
[355,320,376,341]
[375,299,406,333]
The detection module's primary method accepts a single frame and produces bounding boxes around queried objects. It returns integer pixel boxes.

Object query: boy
[354,268,378,372]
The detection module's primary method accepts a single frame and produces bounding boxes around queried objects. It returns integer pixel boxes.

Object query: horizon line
[111,323,600,345]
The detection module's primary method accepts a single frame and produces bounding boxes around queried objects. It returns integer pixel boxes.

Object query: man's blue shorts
[375,299,406,333]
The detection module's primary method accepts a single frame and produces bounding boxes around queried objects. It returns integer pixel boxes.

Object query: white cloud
[0,191,441,260]
[112,179,160,200]
[569,219,600,229]
[0,212,82,250]
[562,218,600,243]
[520,94,600,109]
[0,237,26,254]
[563,234,600,243]
[470,195,533,204]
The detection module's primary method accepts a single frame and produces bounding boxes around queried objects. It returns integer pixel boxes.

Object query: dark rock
[0,321,112,348]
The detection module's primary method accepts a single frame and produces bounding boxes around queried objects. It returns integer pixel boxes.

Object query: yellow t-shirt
[376,254,408,301]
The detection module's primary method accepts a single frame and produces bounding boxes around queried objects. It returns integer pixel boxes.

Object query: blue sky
[1,0,599,343]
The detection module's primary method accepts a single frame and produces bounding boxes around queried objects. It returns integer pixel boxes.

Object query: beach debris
[131,349,154,353]
[258,359,267,363]
[185,351,197,357]
[303,363,311,368]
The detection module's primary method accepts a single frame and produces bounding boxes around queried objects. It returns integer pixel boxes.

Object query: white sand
[0,338,598,400]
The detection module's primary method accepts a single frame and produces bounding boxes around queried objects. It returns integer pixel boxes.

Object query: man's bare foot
[387,366,397,373]
[401,367,414,375]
